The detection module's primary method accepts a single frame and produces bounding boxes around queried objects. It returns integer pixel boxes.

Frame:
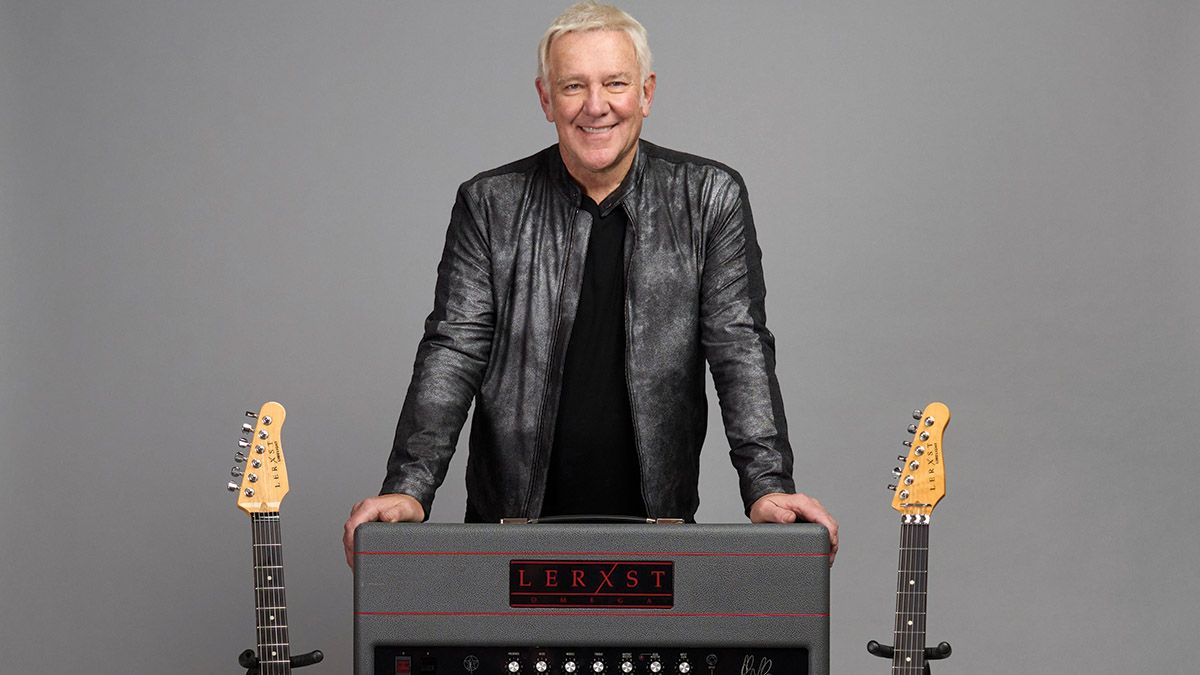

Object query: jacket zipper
[521,207,580,518]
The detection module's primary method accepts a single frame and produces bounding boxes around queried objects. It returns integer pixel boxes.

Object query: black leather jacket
[382,140,795,522]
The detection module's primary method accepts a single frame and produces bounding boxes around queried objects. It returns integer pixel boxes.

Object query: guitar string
[902,518,910,675]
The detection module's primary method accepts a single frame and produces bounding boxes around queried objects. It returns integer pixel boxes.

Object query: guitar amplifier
[354,523,830,675]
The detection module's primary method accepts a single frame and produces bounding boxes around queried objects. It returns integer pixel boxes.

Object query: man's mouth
[580,124,616,134]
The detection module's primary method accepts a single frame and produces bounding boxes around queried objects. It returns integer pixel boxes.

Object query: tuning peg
[227,481,240,492]
[238,438,250,449]
[261,416,273,426]
[231,466,244,478]
[235,452,247,463]
[913,409,923,420]
[245,410,258,419]
[243,487,254,497]
[907,423,918,434]
[241,423,254,435]
[897,455,907,462]
[892,467,902,478]
[887,484,897,491]
[902,440,912,447]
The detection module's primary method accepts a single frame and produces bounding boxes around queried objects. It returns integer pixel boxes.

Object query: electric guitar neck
[230,402,293,675]
[888,402,948,674]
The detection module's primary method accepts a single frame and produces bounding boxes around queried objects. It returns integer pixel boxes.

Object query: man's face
[536,30,655,190]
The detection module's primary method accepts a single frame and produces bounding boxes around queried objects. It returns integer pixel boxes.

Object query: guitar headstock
[227,401,289,514]
[890,401,949,518]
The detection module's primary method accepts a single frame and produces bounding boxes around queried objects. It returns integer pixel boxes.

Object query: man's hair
[537,2,653,85]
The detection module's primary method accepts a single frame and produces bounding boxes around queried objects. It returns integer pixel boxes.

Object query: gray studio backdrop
[2,1,1197,672]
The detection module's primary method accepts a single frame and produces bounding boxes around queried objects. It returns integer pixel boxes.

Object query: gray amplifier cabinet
[355,523,829,675]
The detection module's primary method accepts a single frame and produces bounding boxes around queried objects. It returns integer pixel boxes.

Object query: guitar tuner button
[897,455,907,462]
[247,473,258,483]
[262,416,273,425]
[227,481,239,492]
[238,438,251,449]
[925,416,935,426]
[919,431,930,441]
[887,484,897,491]
[907,424,918,434]
[243,487,254,497]
[913,410,923,420]
[231,466,244,477]
[245,411,257,418]
[258,429,269,439]
[892,467,902,477]
[902,440,912,447]
[235,452,247,463]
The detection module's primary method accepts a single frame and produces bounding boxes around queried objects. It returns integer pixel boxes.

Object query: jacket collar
[548,140,648,217]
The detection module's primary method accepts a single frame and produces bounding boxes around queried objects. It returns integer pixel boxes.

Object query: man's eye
[563,83,583,91]
[607,81,628,89]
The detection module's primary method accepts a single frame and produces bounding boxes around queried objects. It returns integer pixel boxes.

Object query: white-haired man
[344,2,838,566]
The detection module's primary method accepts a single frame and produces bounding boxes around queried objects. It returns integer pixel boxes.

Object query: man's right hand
[342,493,425,569]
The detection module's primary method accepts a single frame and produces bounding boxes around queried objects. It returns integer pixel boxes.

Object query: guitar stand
[237,648,324,674]
[866,640,951,674]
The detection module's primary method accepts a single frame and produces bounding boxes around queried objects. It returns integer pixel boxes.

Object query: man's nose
[583,85,608,117]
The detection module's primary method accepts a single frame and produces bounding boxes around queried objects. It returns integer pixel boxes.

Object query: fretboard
[251,512,291,675]
[891,519,929,674]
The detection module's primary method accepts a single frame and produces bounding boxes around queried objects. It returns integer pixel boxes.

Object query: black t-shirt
[540,196,646,519]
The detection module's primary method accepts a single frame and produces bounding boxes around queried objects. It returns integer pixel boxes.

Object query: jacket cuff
[379,479,435,522]
[743,477,797,518]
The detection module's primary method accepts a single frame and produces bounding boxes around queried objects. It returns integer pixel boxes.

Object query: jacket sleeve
[380,184,495,518]
[699,172,796,515]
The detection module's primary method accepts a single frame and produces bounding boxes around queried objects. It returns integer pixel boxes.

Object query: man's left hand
[750,492,839,566]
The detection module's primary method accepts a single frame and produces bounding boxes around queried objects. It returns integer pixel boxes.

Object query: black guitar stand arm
[238,648,324,674]
[866,640,951,674]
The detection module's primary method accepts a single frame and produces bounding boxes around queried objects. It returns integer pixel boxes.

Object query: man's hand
[750,492,839,566]
[342,493,425,569]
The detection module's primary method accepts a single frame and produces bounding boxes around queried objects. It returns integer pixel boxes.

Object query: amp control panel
[374,647,807,675]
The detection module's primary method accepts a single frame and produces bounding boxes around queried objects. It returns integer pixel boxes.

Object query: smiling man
[344,1,838,566]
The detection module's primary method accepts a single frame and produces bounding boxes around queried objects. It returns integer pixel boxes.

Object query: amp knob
[507,660,521,673]
[535,661,549,673]
[564,660,578,674]
[648,662,662,674]
[677,662,691,674]
[592,660,606,673]
[620,661,634,674]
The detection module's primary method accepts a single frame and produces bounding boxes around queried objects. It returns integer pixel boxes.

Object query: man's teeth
[582,125,614,133]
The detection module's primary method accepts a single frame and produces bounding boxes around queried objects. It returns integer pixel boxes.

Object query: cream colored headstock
[229,401,289,514]
[891,402,949,518]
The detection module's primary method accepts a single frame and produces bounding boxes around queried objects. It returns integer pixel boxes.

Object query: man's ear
[535,78,554,123]
[641,72,657,117]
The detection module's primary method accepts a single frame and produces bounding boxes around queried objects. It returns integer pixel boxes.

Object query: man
[343,2,838,567]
